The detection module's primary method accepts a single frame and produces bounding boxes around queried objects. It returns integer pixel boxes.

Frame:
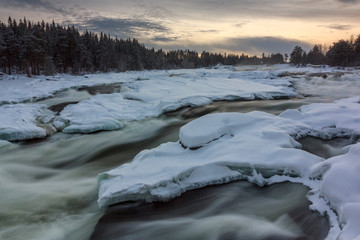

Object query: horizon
[0,0,359,56]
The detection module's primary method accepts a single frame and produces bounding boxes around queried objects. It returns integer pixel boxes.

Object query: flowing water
[91,182,329,240]
[1,70,359,240]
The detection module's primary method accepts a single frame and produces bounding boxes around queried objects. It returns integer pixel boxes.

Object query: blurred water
[0,119,182,240]
[91,182,329,240]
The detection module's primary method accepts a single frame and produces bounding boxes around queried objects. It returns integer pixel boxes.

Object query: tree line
[2,17,359,77]
[290,35,360,67]
[0,17,286,76]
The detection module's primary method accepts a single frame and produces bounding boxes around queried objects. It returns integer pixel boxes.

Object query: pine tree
[326,40,353,66]
[307,45,325,65]
[290,46,305,66]
[353,35,360,66]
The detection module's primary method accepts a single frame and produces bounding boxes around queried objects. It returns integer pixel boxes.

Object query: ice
[0,104,55,141]
[98,97,360,239]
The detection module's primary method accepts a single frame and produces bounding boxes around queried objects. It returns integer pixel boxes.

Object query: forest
[289,36,360,67]
[0,17,360,77]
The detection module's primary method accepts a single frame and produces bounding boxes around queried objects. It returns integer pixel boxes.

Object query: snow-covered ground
[98,97,360,239]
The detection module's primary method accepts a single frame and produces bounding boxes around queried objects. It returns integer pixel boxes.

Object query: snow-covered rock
[97,111,319,208]
[0,104,55,141]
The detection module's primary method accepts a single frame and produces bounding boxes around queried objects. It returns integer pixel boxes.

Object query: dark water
[91,182,329,240]
[298,136,357,159]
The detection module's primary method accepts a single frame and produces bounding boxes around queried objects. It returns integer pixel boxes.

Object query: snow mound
[98,97,360,239]
[0,104,55,141]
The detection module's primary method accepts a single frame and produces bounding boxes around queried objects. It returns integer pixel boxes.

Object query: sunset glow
[1,0,359,55]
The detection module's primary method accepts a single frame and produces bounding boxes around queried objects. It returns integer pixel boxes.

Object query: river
[1,67,359,240]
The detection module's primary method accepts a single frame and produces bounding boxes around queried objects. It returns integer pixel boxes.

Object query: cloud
[218,37,313,55]
[0,0,66,13]
[69,17,170,38]
[147,36,312,56]
[197,30,220,33]
[152,36,178,42]
[321,24,352,30]
[336,0,359,3]
[234,22,250,28]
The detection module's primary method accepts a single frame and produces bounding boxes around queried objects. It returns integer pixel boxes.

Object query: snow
[98,97,360,239]
[0,66,294,105]
[2,65,359,137]
[0,66,295,138]
[281,97,360,135]
[0,104,55,141]
[54,66,296,133]
[316,143,360,240]
[0,72,136,104]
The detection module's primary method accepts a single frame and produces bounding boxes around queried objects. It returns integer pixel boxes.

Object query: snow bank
[0,104,55,141]
[98,97,360,239]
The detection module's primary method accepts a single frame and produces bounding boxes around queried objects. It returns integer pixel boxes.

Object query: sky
[0,0,359,56]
